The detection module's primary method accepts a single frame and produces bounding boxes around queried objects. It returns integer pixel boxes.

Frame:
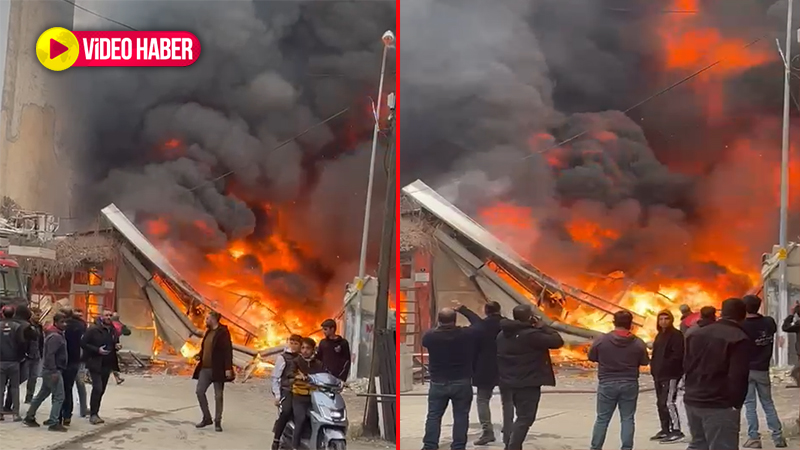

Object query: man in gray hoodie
[23,312,68,432]
[588,310,650,450]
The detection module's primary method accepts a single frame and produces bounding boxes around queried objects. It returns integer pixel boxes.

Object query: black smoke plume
[70,0,395,311]
[400,0,798,291]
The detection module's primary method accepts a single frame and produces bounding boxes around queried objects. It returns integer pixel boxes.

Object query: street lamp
[352,30,395,379]
[776,0,794,368]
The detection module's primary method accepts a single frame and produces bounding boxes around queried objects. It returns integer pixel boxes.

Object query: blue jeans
[743,370,783,441]
[422,379,473,450]
[590,380,639,450]
[25,371,65,424]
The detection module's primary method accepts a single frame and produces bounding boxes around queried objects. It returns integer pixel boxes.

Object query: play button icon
[49,38,68,59]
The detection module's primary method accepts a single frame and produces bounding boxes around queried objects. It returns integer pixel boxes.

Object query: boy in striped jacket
[289,337,325,450]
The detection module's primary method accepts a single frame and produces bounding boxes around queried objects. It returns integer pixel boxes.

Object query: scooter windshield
[309,372,342,388]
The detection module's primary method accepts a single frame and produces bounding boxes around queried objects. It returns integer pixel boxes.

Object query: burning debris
[400,0,799,349]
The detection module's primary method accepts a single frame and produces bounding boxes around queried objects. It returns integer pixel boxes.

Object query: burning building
[0,0,397,358]
[399,0,800,376]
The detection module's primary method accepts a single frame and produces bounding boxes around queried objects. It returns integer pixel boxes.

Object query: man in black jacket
[0,305,24,421]
[271,334,302,450]
[496,304,564,450]
[454,300,503,446]
[684,298,751,450]
[650,309,685,443]
[2,304,36,417]
[192,311,234,432]
[316,319,351,382]
[60,308,87,426]
[781,302,800,387]
[421,308,478,450]
[81,309,119,425]
[588,310,650,450]
[741,295,787,448]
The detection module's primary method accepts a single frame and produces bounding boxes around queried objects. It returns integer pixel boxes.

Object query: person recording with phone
[80,309,120,425]
[496,304,564,450]
[781,302,800,387]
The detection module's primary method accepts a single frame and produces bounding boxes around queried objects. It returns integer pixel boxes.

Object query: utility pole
[777,0,794,368]
[363,92,396,438]
[353,31,395,379]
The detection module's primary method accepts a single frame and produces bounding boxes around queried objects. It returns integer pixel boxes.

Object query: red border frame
[393,0,401,447]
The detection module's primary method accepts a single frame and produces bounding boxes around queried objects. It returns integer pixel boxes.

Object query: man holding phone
[80,309,119,425]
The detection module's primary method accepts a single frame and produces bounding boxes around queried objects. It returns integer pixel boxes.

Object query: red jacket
[681,312,701,333]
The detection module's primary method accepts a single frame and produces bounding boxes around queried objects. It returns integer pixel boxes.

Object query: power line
[59,0,139,31]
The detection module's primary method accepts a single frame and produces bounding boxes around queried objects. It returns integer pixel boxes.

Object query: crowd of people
[0,304,126,431]
[421,296,800,450]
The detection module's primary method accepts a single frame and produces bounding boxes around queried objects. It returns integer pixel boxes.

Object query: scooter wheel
[327,439,346,450]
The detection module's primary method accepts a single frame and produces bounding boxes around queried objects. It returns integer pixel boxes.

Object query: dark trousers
[685,404,740,450]
[499,386,542,450]
[292,394,312,449]
[4,359,39,408]
[60,365,80,420]
[0,361,20,415]
[89,368,112,416]
[196,368,224,422]
[590,380,639,450]
[654,377,681,432]
[272,390,293,444]
[422,379,473,450]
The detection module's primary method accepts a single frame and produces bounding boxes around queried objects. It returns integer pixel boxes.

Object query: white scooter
[279,372,348,450]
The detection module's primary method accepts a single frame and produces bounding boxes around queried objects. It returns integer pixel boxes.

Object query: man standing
[454,301,503,446]
[72,309,89,418]
[421,308,477,450]
[61,307,87,426]
[679,305,701,334]
[3,304,36,413]
[316,319,351,382]
[650,309,685,443]
[23,312,68,432]
[81,309,119,425]
[21,307,43,404]
[0,305,23,421]
[271,334,302,450]
[496,304,564,450]
[588,310,650,450]
[110,312,130,385]
[781,302,800,387]
[192,311,234,432]
[741,295,787,448]
[684,306,717,339]
[684,298,751,450]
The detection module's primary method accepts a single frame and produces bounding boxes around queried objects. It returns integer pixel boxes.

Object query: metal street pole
[363,92,396,437]
[777,0,794,368]
[352,30,395,380]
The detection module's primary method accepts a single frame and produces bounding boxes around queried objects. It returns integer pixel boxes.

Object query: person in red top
[110,312,130,385]
[679,305,700,334]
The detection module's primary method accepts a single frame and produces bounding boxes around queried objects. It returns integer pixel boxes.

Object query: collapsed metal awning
[401,180,643,341]
[100,204,283,367]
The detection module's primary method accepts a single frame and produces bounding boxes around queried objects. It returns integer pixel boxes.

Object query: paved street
[1,375,390,450]
[399,370,800,450]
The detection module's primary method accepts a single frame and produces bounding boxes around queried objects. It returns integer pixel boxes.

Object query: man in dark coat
[684,306,716,339]
[496,304,564,450]
[316,319,351,382]
[684,298,751,450]
[60,307,87,425]
[650,309,685,443]
[421,308,478,450]
[2,304,36,414]
[81,309,119,424]
[781,302,800,387]
[454,300,503,446]
[23,312,68,432]
[192,311,234,432]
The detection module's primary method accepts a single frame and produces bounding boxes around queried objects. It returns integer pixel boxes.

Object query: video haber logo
[37,27,201,72]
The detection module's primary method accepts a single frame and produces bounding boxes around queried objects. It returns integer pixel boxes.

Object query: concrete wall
[0,0,79,217]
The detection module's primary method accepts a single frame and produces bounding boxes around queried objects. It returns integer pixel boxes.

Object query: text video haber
[82,37,194,61]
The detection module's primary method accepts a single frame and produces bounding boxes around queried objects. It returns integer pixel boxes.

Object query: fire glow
[473,0,800,362]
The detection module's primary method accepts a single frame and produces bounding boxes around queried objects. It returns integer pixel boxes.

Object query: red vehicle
[0,251,27,307]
